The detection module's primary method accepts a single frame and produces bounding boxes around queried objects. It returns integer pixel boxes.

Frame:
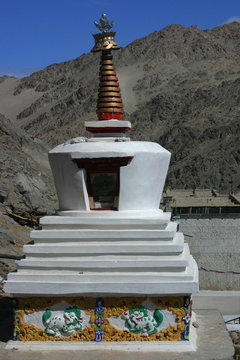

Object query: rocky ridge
[1,22,239,192]
[0,113,56,280]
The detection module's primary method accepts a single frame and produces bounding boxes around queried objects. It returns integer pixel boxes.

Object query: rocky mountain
[1,22,239,193]
[0,113,56,217]
[0,113,56,280]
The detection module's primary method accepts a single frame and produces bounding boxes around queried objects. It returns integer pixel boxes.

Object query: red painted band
[98,112,124,120]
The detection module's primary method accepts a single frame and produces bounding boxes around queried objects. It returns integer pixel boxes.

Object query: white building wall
[179,217,240,290]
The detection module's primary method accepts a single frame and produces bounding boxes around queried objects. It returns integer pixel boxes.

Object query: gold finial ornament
[91,32,120,52]
[91,14,120,52]
[92,14,124,120]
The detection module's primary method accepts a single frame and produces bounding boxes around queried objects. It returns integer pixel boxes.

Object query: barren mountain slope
[1,22,240,192]
[0,113,57,279]
[0,113,56,218]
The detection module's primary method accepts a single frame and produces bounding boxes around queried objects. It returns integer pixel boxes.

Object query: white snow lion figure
[42,306,83,337]
[122,307,163,337]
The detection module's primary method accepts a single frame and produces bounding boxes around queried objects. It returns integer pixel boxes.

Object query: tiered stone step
[23,235,185,255]
[40,212,171,229]
[17,245,190,270]
[8,266,195,282]
[31,227,178,242]
[3,214,198,296]
[6,261,197,296]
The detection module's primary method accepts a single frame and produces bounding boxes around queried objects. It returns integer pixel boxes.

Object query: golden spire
[91,14,124,121]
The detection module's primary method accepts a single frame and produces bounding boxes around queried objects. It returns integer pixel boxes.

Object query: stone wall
[179,217,240,290]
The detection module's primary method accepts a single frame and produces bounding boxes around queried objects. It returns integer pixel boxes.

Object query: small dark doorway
[88,171,119,210]
[73,156,133,211]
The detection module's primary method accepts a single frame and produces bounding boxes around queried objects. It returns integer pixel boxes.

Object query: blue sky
[0,0,239,77]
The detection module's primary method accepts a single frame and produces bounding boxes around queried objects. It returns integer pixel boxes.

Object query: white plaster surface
[5,337,197,353]
[30,222,178,242]
[4,214,198,295]
[3,138,199,297]
[84,120,131,128]
[179,217,240,290]
[23,239,185,256]
[49,141,170,211]
[56,209,166,218]
[88,136,130,141]
[193,290,240,314]
[48,154,89,211]
[3,280,198,296]
[40,212,170,226]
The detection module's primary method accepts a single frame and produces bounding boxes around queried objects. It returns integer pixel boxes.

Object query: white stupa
[5,135,198,296]
[4,15,198,346]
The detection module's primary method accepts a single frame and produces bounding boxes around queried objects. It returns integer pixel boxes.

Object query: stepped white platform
[3,138,199,344]
[4,211,198,296]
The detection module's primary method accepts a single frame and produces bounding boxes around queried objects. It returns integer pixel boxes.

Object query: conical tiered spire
[85,14,131,136]
[97,50,124,120]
